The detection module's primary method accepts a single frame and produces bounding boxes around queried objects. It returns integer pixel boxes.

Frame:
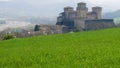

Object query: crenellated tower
[63,6,74,19]
[92,6,102,19]
[76,2,88,18]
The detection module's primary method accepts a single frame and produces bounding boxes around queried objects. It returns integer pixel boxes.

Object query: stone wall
[85,19,116,30]
[56,18,74,28]
[87,12,97,20]
[74,18,86,29]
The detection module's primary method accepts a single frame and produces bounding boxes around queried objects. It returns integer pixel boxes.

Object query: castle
[32,2,115,36]
[56,2,115,30]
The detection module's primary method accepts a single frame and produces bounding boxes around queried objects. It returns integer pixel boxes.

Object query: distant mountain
[103,10,120,19]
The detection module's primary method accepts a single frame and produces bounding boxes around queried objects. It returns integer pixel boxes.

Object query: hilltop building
[56,2,115,30]
[33,2,115,36]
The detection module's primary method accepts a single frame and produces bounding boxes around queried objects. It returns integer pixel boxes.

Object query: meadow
[0,28,120,68]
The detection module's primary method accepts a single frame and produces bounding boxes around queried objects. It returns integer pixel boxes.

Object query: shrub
[74,27,83,32]
[2,34,16,40]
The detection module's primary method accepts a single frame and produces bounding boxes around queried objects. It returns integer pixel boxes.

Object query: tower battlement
[92,6,102,19]
[77,2,87,9]
[64,6,74,12]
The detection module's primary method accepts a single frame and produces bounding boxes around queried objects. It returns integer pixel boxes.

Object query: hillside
[103,10,120,19]
[0,28,120,68]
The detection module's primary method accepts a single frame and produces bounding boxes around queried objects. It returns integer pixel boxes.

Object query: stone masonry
[56,2,115,30]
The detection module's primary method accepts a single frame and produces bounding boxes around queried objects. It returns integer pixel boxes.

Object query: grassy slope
[0,28,120,68]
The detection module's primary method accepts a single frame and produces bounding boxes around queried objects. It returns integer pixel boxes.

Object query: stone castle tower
[56,2,103,29]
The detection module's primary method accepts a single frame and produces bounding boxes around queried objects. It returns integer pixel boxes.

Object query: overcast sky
[0,0,120,17]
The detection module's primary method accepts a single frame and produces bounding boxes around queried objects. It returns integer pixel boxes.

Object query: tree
[34,25,40,31]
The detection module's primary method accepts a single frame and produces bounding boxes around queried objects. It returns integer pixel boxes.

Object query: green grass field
[1,28,120,68]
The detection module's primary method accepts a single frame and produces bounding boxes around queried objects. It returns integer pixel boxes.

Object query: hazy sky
[4,0,119,11]
[0,0,119,29]
[0,0,120,17]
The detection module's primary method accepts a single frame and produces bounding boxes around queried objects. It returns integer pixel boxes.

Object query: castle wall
[87,12,97,20]
[85,19,115,30]
[67,11,76,20]
[74,18,86,29]
[76,9,88,18]
[57,16,63,23]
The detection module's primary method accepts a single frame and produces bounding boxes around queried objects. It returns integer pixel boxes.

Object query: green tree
[34,25,40,31]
